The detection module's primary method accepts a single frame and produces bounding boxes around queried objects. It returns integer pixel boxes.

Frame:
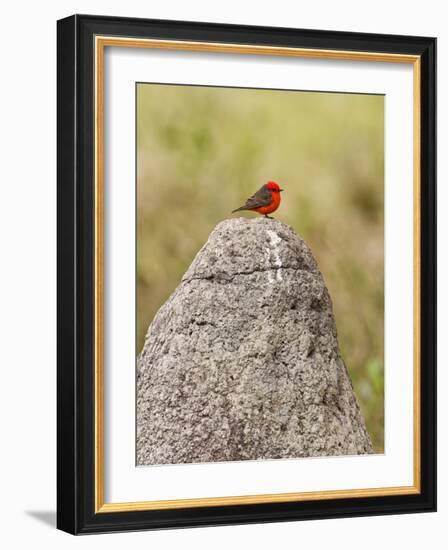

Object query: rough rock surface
[137,218,373,465]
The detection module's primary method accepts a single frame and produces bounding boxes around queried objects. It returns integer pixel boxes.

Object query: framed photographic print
[57,14,436,534]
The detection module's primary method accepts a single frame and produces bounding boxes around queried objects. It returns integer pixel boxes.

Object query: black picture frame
[57,14,436,535]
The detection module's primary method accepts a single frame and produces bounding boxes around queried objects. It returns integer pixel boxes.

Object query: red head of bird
[266,181,282,192]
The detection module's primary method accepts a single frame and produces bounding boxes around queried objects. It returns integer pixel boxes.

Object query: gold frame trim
[94,36,421,514]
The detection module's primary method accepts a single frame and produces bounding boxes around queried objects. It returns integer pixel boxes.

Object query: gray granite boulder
[137,217,373,465]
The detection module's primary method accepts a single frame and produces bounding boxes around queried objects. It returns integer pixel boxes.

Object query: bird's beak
[279,189,284,192]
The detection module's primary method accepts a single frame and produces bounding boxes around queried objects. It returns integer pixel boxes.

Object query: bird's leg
[264,214,274,219]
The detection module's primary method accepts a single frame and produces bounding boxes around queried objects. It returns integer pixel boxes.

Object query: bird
[232,181,284,218]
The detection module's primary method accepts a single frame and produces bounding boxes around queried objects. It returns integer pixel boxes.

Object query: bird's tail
[231,206,247,213]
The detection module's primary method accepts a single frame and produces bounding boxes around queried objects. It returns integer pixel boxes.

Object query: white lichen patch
[264,247,275,283]
[266,229,283,282]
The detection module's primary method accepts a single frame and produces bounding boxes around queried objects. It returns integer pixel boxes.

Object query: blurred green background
[137,84,384,452]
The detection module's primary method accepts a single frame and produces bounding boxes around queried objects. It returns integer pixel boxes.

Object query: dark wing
[233,185,272,212]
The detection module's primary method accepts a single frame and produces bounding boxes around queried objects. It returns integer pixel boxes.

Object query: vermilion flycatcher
[232,181,284,218]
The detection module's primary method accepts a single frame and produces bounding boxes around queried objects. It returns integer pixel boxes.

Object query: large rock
[137,218,373,465]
